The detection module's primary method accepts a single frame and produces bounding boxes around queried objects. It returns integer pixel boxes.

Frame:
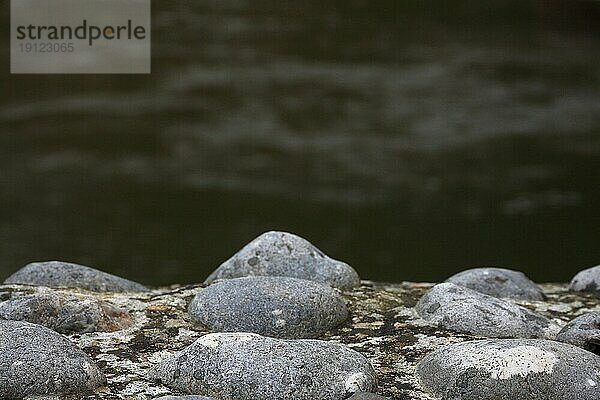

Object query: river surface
[0,1,599,285]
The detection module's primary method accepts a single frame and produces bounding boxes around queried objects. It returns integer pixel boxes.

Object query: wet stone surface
[0,281,595,399]
[188,276,348,338]
[204,231,361,289]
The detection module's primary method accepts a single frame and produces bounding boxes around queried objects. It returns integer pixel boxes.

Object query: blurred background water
[0,0,599,285]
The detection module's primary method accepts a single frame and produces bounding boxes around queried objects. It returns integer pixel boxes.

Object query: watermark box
[11,0,151,74]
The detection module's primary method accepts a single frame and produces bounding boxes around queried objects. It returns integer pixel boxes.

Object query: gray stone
[154,397,214,400]
[189,276,347,338]
[204,231,360,289]
[445,267,544,300]
[4,261,149,292]
[149,332,377,400]
[348,392,390,399]
[415,283,559,338]
[0,289,132,334]
[569,265,600,295]
[416,338,600,400]
[0,320,106,397]
[556,312,600,354]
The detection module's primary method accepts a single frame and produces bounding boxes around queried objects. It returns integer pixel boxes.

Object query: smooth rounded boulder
[204,231,360,289]
[188,276,348,338]
[149,332,377,400]
[0,320,106,397]
[415,283,558,338]
[4,261,148,292]
[569,265,600,295]
[0,290,132,334]
[556,312,600,354]
[445,267,544,300]
[416,339,600,400]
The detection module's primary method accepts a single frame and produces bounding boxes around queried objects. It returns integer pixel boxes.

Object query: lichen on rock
[0,281,595,399]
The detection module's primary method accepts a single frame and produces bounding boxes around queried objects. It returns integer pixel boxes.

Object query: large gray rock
[416,339,600,400]
[149,332,377,400]
[556,312,600,354]
[569,265,600,295]
[4,261,148,292]
[415,283,558,338]
[0,320,106,397]
[445,267,544,301]
[0,290,132,334]
[188,276,347,338]
[204,231,360,289]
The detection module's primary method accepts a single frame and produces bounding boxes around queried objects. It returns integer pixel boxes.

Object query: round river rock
[188,276,348,338]
[4,260,148,292]
[415,282,558,338]
[445,267,544,300]
[204,231,360,289]
[556,312,600,355]
[149,332,377,400]
[0,289,132,334]
[569,265,600,296]
[0,320,106,397]
[416,338,600,400]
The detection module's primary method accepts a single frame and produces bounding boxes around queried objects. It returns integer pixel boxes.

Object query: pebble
[204,231,360,289]
[348,392,390,399]
[556,312,600,354]
[188,276,347,338]
[0,320,106,397]
[415,283,559,338]
[416,338,600,400]
[569,265,600,295]
[4,260,149,292]
[445,267,544,300]
[149,332,377,400]
[0,289,132,334]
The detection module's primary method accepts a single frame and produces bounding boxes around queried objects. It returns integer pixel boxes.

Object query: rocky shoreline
[0,231,599,399]
[0,281,597,399]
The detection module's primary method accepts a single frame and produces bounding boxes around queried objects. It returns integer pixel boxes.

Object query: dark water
[0,1,599,285]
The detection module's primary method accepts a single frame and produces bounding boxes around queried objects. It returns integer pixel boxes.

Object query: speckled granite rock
[0,319,106,397]
[0,280,593,399]
[149,332,377,399]
[0,289,132,333]
[154,396,214,400]
[204,231,360,289]
[445,267,544,301]
[415,283,559,339]
[556,312,600,354]
[570,265,600,295]
[416,339,600,400]
[348,392,390,399]
[188,276,347,338]
[4,261,149,292]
